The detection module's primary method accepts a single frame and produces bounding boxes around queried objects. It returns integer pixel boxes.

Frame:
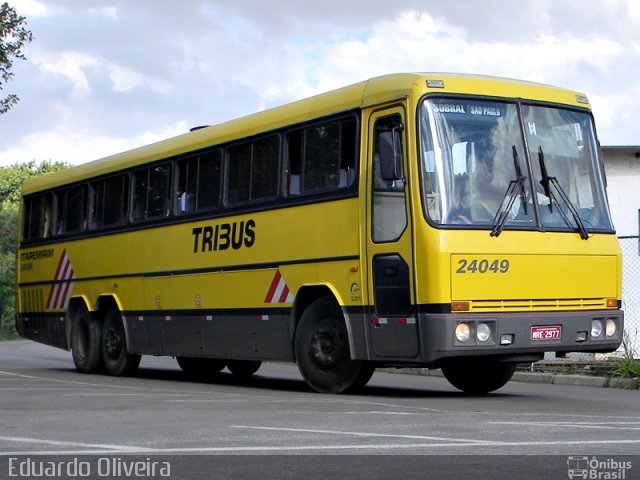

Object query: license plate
[531,325,562,341]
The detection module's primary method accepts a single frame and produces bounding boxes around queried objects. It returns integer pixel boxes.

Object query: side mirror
[378,124,404,181]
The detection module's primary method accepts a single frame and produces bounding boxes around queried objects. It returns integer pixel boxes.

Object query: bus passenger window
[227,143,252,205]
[132,164,171,221]
[285,117,356,196]
[252,136,279,201]
[227,136,278,205]
[92,175,129,229]
[176,156,198,214]
[55,185,88,234]
[339,118,358,188]
[285,130,303,195]
[197,150,222,210]
[303,123,340,192]
[23,193,53,240]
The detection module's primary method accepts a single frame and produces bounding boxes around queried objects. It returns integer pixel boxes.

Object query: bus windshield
[419,97,614,234]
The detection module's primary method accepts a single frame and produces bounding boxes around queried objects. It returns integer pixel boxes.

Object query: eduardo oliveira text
[8,457,171,478]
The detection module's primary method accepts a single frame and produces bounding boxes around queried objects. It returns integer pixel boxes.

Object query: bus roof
[21,72,590,195]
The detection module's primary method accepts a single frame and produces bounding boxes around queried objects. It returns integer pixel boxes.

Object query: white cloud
[36,51,98,97]
[14,0,48,16]
[107,64,169,93]
[0,122,189,166]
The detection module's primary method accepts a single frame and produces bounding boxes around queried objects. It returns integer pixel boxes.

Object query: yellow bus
[16,73,624,394]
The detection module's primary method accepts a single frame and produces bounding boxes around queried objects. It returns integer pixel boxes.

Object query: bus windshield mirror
[537,146,590,240]
[490,146,527,237]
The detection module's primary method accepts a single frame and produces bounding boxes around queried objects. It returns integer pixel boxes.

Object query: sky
[1,0,639,167]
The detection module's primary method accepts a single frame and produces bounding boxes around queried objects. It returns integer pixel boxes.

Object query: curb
[380,367,638,390]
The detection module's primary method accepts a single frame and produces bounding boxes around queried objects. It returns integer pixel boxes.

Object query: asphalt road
[1,340,639,479]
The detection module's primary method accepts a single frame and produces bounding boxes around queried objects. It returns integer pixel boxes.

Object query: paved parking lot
[1,340,638,479]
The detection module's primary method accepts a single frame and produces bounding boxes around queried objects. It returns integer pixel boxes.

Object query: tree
[0,161,68,337]
[1,2,33,114]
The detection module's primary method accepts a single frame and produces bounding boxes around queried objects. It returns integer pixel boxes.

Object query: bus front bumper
[421,309,624,364]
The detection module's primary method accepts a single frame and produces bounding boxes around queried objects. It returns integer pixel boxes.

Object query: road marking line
[232,425,491,444]
[3,438,640,456]
[0,370,39,379]
[0,436,152,452]
[63,393,193,397]
[490,421,640,431]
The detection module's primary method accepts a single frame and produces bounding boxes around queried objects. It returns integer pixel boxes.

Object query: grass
[612,334,640,388]
[0,327,19,340]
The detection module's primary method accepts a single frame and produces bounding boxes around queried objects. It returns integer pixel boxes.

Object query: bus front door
[365,107,418,358]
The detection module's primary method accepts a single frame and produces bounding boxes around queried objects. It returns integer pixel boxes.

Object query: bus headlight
[476,323,491,342]
[605,319,617,337]
[455,323,471,343]
[591,319,603,339]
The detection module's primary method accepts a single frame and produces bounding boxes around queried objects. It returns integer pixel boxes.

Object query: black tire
[294,297,370,393]
[349,363,376,392]
[226,359,262,376]
[101,306,141,376]
[70,304,102,373]
[441,361,517,394]
[176,357,226,378]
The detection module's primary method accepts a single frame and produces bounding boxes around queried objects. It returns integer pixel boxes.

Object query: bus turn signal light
[606,298,618,308]
[451,301,470,312]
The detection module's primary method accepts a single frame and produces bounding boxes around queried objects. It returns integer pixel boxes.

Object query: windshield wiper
[490,146,528,237]
[538,146,589,240]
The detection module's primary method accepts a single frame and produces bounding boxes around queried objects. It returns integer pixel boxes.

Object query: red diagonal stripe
[278,284,290,303]
[264,270,282,303]
[46,249,68,309]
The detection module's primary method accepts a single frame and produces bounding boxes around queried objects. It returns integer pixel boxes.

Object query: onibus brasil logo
[567,456,633,479]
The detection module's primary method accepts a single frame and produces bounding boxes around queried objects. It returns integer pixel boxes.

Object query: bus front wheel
[101,306,141,376]
[441,361,517,394]
[294,297,372,393]
[71,304,102,373]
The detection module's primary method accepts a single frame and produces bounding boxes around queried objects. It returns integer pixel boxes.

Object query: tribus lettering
[192,219,256,253]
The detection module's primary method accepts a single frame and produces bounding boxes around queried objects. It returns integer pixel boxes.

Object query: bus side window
[176,156,198,214]
[339,118,358,188]
[227,143,252,205]
[22,193,53,240]
[65,185,88,233]
[132,164,171,221]
[286,116,356,196]
[252,135,279,201]
[92,174,129,229]
[197,150,222,210]
[303,122,340,192]
[227,136,279,205]
[285,130,303,195]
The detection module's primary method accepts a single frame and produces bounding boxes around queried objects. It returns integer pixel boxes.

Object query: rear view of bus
[413,77,623,393]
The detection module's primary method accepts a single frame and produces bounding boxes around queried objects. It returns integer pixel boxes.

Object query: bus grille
[468,298,608,312]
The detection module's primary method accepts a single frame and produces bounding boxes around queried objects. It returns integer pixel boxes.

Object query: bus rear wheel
[176,357,226,378]
[226,360,262,376]
[101,306,141,376]
[294,297,372,393]
[71,304,102,373]
[441,361,517,394]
